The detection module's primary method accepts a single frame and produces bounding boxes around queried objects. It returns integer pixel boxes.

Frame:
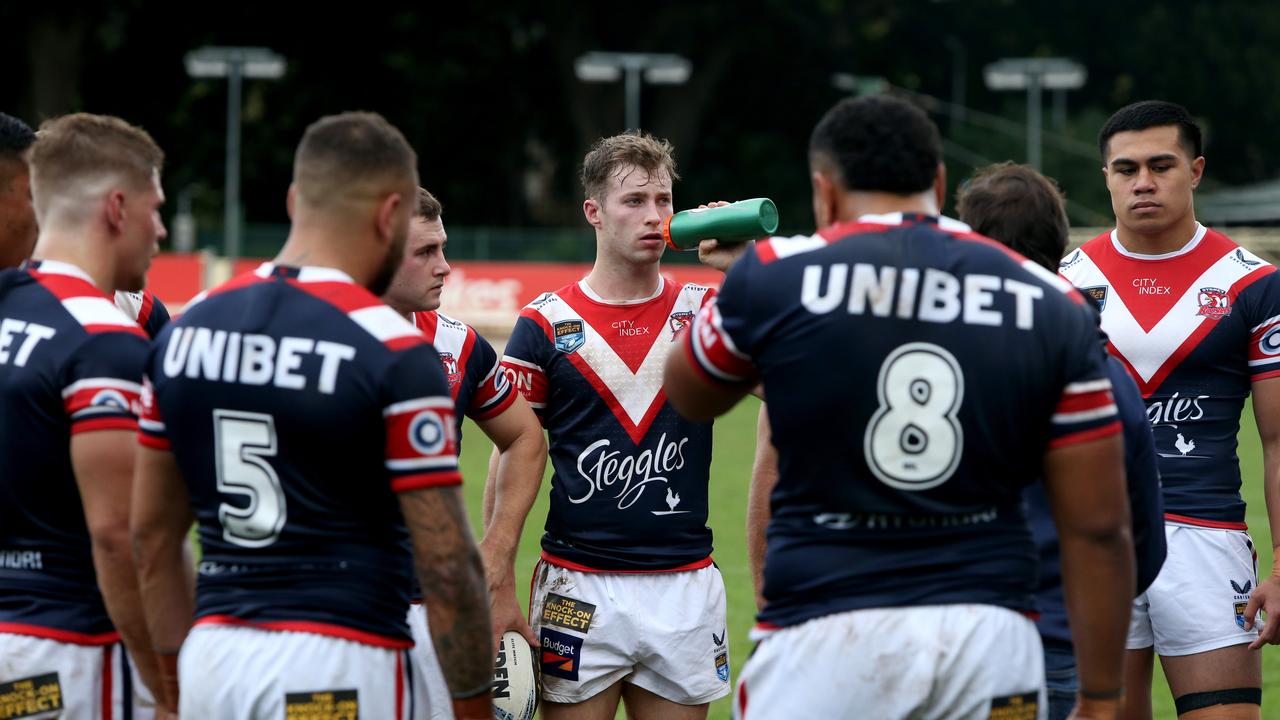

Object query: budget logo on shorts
[0,672,62,718]
[553,320,585,354]
[540,627,584,681]
[1197,287,1231,319]
[715,651,729,683]
[1082,286,1108,311]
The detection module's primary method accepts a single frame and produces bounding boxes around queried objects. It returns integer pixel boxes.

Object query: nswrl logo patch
[0,673,63,720]
[554,320,586,354]
[284,689,358,720]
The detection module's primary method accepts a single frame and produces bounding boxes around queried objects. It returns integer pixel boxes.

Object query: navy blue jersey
[688,214,1121,628]
[1061,226,1280,526]
[138,264,460,646]
[0,260,149,643]
[412,310,515,431]
[1027,354,1166,651]
[501,278,716,571]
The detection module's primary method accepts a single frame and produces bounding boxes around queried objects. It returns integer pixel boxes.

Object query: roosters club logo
[438,352,462,388]
[1197,287,1231,319]
[668,311,694,340]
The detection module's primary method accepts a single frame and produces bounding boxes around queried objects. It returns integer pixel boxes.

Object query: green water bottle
[662,198,779,251]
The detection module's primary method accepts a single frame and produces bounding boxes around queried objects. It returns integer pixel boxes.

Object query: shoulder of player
[520,284,575,314]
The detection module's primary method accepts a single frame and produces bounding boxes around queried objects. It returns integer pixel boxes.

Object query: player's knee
[1173,688,1261,718]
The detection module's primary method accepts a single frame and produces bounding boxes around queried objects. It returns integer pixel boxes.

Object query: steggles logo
[571,433,689,510]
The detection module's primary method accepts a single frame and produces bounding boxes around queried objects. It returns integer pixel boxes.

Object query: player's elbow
[90,519,135,566]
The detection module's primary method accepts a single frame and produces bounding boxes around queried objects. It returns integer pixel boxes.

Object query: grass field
[458,397,1280,719]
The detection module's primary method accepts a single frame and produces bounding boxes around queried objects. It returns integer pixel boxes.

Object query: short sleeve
[466,332,515,421]
[500,313,551,419]
[1049,305,1122,448]
[382,345,462,492]
[63,331,148,435]
[681,249,759,386]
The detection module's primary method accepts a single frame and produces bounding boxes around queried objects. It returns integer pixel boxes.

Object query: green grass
[460,397,1279,719]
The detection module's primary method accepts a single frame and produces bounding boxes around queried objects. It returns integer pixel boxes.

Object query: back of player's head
[956,162,1068,273]
[580,131,680,203]
[1098,100,1202,161]
[292,112,417,211]
[29,113,164,225]
[0,113,36,163]
[809,95,941,195]
[415,187,442,222]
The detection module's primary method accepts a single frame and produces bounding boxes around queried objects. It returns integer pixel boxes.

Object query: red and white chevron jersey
[500,278,715,571]
[411,310,514,429]
[1060,224,1280,525]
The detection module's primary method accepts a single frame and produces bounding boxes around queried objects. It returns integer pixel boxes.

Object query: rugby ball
[492,631,538,720]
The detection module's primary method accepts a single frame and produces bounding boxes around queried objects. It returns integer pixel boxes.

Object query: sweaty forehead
[609,165,672,195]
[1106,125,1188,163]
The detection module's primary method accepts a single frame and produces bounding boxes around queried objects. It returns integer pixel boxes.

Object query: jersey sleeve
[1049,305,1122,449]
[139,292,172,339]
[682,250,759,385]
[382,345,462,492]
[1244,270,1280,381]
[500,312,551,420]
[62,331,148,435]
[136,373,169,450]
[465,331,515,421]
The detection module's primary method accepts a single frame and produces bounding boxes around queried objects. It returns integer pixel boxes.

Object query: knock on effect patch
[542,593,596,634]
[284,689,358,720]
[0,673,62,719]
[988,692,1038,720]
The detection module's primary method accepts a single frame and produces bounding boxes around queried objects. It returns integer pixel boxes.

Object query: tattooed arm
[398,485,494,719]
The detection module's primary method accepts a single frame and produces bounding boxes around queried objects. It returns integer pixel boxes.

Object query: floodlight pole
[984,57,1086,171]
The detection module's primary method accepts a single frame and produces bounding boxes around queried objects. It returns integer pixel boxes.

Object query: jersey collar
[1108,222,1207,261]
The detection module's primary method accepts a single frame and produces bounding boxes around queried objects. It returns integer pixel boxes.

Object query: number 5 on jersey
[865,343,965,491]
[214,409,286,547]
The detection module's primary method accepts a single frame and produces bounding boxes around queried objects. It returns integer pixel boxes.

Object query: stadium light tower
[574,52,692,131]
[983,57,1085,170]
[185,46,286,261]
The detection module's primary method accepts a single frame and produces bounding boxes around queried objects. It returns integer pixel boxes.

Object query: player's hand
[478,540,539,648]
[694,201,754,272]
[1245,575,1280,648]
[451,695,493,720]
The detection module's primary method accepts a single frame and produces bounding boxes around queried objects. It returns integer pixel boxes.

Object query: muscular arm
[130,445,195,712]
[475,397,546,645]
[399,485,493,717]
[748,405,778,612]
[1043,433,1134,714]
[1245,377,1280,646]
[70,430,166,705]
[663,338,751,422]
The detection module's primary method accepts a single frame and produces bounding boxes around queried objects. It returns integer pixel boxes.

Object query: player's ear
[583,197,603,230]
[1190,155,1206,190]
[104,189,127,233]
[933,163,947,213]
[375,192,402,244]
[811,170,837,229]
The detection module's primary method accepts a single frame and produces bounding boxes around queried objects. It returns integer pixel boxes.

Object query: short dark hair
[293,112,417,209]
[956,162,1068,272]
[809,95,941,195]
[415,187,442,221]
[580,131,679,203]
[1098,100,1202,161]
[0,113,36,160]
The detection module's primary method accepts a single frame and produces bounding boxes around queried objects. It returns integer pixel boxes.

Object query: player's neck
[1113,213,1200,256]
[583,260,662,303]
[835,191,939,225]
[276,227,378,288]
[31,228,115,295]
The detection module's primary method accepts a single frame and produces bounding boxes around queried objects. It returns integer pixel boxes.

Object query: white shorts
[407,603,454,719]
[179,624,414,719]
[1127,521,1259,655]
[0,632,156,719]
[735,605,1046,720]
[528,561,731,705]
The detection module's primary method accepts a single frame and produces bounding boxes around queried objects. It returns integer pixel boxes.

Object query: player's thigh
[406,603,453,720]
[735,604,1045,720]
[0,632,129,719]
[530,562,631,704]
[1159,644,1261,702]
[1147,524,1258,656]
[179,625,412,719]
[541,681,624,720]
[628,566,731,705]
[620,682,707,720]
